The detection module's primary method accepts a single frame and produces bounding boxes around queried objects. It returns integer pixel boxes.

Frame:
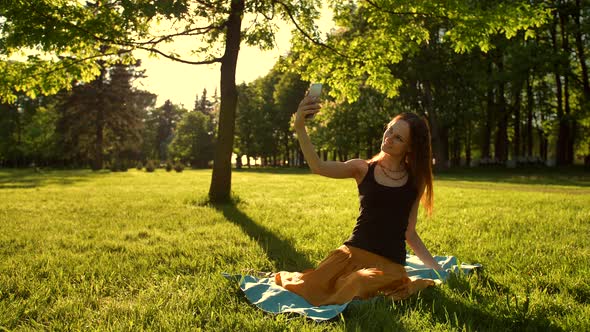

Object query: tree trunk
[561,12,574,165]
[15,107,21,168]
[526,75,534,157]
[235,154,242,169]
[208,0,244,203]
[539,111,548,161]
[440,126,449,168]
[574,0,590,164]
[494,56,508,162]
[451,128,461,167]
[574,0,590,99]
[512,82,522,160]
[482,60,493,159]
[422,80,446,168]
[284,132,290,166]
[465,119,472,166]
[92,63,106,171]
[552,11,566,166]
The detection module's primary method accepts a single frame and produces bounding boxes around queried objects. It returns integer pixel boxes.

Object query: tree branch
[135,23,226,46]
[194,0,221,11]
[24,2,223,64]
[275,1,351,59]
[259,1,276,21]
[363,0,449,20]
[135,46,222,65]
[21,49,133,82]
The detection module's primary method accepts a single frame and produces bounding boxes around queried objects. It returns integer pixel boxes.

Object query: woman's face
[380,119,411,157]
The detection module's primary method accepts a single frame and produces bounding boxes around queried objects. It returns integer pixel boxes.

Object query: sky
[134,6,335,110]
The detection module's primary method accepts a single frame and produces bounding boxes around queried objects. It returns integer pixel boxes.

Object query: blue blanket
[223,255,481,321]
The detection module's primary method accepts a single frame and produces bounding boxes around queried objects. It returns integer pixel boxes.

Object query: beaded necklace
[378,161,408,181]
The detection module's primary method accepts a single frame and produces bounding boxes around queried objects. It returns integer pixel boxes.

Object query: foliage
[235,61,309,166]
[142,100,186,162]
[2,0,324,203]
[174,161,184,173]
[145,159,156,172]
[167,89,217,169]
[2,0,590,171]
[0,95,60,167]
[54,61,156,168]
[0,0,140,103]
[169,110,214,168]
[289,0,550,101]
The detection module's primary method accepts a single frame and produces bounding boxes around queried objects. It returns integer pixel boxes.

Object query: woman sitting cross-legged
[274,94,442,306]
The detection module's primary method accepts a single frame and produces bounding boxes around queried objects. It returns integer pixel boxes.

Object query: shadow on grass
[435,166,590,188]
[212,201,314,272]
[234,166,590,190]
[344,272,564,331]
[0,168,109,190]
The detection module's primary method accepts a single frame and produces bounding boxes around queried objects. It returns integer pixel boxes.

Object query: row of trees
[2,1,587,202]
[234,1,590,169]
[286,0,590,167]
[0,61,218,169]
[5,12,590,171]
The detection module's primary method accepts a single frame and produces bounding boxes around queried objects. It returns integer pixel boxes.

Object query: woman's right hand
[293,95,321,131]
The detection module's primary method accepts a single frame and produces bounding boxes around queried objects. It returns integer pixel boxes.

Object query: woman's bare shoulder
[346,159,370,184]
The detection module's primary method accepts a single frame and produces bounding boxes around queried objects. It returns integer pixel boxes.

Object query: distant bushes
[105,159,129,172]
[130,160,185,173]
[146,160,156,172]
[174,161,184,172]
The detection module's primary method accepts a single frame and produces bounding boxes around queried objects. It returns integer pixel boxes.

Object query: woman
[275,94,442,306]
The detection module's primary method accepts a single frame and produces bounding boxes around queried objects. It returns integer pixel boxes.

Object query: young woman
[274,94,442,306]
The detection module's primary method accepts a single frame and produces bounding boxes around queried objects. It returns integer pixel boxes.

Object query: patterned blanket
[223,255,481,321]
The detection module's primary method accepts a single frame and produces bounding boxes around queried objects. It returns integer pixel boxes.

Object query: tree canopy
[2,1,588,201]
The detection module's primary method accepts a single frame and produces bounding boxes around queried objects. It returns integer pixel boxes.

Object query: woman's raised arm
[293,95,366,181]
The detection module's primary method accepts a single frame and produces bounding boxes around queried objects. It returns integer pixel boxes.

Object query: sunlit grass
[0,167,588,331]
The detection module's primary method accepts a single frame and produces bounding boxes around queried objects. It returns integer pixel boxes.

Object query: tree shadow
[436,166,590,188]
[0,169,107,190]
[234,166,590,190]
[343,272,564,331]
[212,201,315,272]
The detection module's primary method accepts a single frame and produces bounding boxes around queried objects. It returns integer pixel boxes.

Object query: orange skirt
[275,245,435,306]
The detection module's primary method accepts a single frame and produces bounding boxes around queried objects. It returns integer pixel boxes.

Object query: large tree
[56,62,155,168]
[169,111,213,168]
[1,0,322,202]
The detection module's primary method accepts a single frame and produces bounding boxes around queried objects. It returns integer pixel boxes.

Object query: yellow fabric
[275,245,435,306]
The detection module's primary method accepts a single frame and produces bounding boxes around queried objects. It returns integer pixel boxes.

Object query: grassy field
[0,167,589,331]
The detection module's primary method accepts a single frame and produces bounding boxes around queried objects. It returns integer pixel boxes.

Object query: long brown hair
[369,113,434,216]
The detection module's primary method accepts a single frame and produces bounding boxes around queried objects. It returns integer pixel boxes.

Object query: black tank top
[344,161,418,265]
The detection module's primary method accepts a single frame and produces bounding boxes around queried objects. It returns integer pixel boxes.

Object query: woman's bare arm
[405,192,442,270]
[293,95,366,181]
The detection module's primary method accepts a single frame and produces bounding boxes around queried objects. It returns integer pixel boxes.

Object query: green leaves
[287,0,551,102]
[0,0,323,104]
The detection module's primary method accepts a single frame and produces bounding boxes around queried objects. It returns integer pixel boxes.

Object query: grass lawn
[0,167,589,331]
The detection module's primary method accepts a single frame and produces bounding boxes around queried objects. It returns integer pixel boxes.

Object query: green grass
[0,167,589,331]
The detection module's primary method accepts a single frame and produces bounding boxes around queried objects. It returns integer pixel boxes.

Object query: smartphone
[306,83,322,119]
[308,83,322,98]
